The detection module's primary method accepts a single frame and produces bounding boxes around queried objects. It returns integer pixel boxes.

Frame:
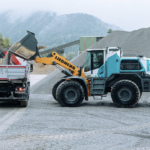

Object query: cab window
[120,60,142,70]
[93,51,103,70]
[84,51,103,72]
[84,52,91,72]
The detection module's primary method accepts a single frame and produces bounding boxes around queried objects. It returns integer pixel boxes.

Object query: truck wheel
[111,80,140,107]
[19,90,29,107]
[52,79,64,101]
[20,99,28,107]
[56,81,84,107]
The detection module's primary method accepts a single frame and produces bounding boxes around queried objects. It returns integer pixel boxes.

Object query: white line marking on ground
[0,108,26,134]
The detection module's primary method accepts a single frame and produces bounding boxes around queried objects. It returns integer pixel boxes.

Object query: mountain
[0,11,121,49]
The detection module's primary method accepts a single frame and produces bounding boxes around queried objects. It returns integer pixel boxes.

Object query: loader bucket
[9,31,39,60]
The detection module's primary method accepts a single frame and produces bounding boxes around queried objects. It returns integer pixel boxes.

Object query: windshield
[84,51,104,72]
[84,52,91,72]
[93,51,103,70]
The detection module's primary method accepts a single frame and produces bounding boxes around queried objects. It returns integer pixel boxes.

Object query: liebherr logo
[55,56,75,70]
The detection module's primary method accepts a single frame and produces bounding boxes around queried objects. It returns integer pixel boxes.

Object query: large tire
[140,89,142,99]
[52,79,64,101]
[56,81,84,107]
[111,80,140,107]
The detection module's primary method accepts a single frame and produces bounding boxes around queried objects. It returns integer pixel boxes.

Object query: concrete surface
[0,93,150,150]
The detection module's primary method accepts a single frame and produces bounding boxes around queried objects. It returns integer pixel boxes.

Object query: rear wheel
[111,80,140,107]
[56,81,84,107]
[52,79,64,101]
[18,87,29,107]
[18,96,29,107]
[20,98,28,107]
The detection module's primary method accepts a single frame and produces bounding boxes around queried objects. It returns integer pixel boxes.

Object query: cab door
[84,50,104,77]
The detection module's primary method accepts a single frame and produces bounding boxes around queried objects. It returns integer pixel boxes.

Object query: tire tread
[52,79,64,101]
[111,80,140,107]
[56,80,84,107]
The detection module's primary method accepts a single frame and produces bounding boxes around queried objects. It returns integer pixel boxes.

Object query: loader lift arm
[35,51,90,99]
[34,51,86,78]
[35,51,91,98]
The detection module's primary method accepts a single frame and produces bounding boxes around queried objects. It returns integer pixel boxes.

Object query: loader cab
[84,47,122,77]
[84,49,105,77]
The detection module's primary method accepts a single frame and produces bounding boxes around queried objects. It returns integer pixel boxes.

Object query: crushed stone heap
[90,28,150,57]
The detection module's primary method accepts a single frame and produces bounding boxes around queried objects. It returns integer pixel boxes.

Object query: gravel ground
[0,93,150,150]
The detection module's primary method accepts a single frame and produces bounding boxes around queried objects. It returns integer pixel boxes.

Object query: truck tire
[111,80,140,107]
[20,99,28,107]
[52,79,64,101]
[56,80,84,107]
[19,88,29,107]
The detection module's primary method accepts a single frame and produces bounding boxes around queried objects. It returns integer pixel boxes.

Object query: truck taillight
[18,87,26,91]
[18,88,26,91]
[15,87,26,93]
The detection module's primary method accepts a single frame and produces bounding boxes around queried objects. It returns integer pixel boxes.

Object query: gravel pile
[31,27,150,94]
[90,27,150,57]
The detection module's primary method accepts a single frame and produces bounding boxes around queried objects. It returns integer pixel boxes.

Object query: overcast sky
[0,0,150,31]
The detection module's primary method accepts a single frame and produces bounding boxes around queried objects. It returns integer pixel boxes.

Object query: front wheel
[56,81,84,107]
[111,80,140,107]
[52,79,64,101]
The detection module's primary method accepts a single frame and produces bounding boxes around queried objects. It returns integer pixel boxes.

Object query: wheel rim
[64,87,78,103]
[118,88,132,102]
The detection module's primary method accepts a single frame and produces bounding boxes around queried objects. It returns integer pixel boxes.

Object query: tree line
[0,33,12,48]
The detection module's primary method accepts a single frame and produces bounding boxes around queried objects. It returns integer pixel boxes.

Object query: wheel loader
[8,31,150,107]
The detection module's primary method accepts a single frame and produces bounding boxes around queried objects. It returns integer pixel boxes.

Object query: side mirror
[30,64,33,72]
